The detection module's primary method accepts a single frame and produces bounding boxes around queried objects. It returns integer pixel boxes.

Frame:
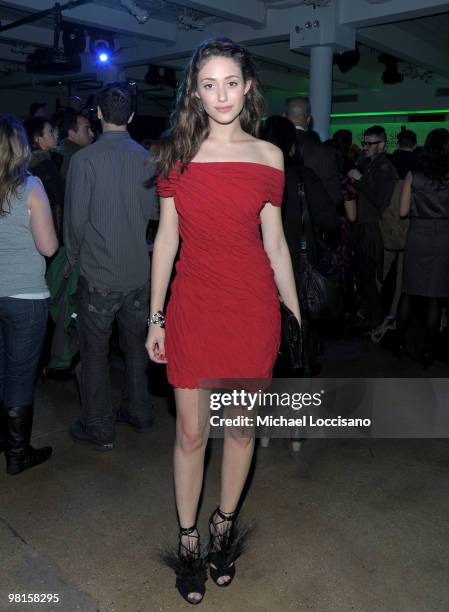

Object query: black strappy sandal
[208,507,250,588]
[162,525,207,605]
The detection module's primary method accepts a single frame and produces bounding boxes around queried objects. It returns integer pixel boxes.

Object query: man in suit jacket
[286,97,342,208]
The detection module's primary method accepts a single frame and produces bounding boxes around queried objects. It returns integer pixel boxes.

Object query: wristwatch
[148,311,165,328]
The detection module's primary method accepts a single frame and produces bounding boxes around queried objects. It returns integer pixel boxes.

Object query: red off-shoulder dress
[157,161,285,388]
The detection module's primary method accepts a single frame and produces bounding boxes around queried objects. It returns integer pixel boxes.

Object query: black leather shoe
[68,420,114,451]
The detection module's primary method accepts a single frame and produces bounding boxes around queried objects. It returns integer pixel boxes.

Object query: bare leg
[174,388,210,526]
[173,388,210,603]
[220,434,255,514]
[211,432,255,585]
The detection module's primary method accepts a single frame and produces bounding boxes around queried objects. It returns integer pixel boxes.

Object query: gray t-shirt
[0,176,49,297]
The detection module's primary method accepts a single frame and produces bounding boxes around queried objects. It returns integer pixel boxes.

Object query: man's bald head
[286,97,311,129]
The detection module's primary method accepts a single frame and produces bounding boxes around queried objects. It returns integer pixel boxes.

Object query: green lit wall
[330,120,449,150]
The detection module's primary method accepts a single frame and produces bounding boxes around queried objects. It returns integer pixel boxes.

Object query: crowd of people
[259,105,449,373]
[1,35,449,606]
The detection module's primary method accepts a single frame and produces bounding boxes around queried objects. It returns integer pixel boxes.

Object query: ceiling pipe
[0,0,92,35]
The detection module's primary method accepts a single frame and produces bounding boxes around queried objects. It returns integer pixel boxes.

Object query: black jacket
[29,149,64,212]
[295,129,342,209]
[282,162,339,274]
[29,149,64,239]
[353,152,398,267]
[356,152,397,224]
[389,149,420,180]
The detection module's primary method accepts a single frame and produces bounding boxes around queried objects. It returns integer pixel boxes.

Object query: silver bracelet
[148,311,165,328]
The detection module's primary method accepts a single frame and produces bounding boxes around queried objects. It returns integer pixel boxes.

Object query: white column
[309,45,334,141]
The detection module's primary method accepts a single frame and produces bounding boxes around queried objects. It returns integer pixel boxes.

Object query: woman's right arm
[146,196,179,363]
[28,180,59,257]
[344,199,357,222]
[399,171,413,218]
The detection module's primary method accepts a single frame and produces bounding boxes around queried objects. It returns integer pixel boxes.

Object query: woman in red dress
[145,37,300,605]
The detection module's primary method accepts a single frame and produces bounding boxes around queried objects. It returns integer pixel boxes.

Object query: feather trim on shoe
[161,547,208,582]
[160,547,208,603]
[208,520,255,585]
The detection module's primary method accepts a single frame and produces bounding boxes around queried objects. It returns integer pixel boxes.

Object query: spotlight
[334,45,360,74]
[378,53,403,85]
[89,32,115,64]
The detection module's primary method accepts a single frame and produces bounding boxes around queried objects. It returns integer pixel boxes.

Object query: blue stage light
[98,52,109,63]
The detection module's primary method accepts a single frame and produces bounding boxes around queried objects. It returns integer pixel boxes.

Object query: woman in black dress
[398,128,449,362]
[261,116,338,374]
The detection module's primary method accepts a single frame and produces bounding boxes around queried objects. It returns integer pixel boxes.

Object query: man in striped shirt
[64,82,157,450]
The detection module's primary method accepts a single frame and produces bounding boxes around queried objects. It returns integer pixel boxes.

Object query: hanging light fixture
[89,31,115,64]
[378,53,404,85]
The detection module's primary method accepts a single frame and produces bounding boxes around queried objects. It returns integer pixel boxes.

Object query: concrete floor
[1,337,449,612]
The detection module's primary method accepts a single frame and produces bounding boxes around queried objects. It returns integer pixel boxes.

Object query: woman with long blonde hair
[0,113,58,475]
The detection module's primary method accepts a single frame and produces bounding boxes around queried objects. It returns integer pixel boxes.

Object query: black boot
[5,404,52,475]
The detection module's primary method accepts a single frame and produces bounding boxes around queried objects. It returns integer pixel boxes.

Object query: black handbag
[280,301,302,369]
[297,182,342,320]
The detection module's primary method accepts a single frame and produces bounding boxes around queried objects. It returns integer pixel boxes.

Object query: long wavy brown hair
[422,128,449,184]
[151,37,266,177]
[0,113,30,216]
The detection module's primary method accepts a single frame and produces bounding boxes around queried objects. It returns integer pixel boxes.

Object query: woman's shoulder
[27,175,47,205]
[252,139,284,171]
[27,174,44,190]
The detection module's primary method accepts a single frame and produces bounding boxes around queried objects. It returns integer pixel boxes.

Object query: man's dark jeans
[76,276,152,443]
